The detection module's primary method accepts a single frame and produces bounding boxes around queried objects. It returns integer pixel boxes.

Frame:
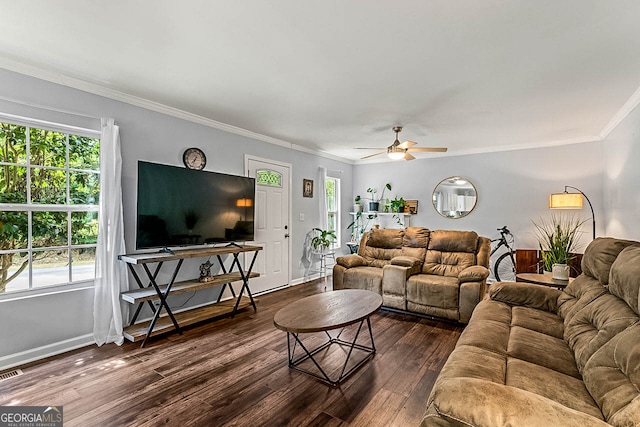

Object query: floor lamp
[548,186,596,239]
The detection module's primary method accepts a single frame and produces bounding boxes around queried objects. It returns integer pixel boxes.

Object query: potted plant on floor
[532,214,587,280]
[366,183,391,212]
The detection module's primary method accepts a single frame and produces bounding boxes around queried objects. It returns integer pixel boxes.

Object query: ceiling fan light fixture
[388,151,405,160]
[387,145,405,160]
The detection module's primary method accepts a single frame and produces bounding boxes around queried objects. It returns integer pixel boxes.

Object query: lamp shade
[549,193,583,209]
[236,198,252,207]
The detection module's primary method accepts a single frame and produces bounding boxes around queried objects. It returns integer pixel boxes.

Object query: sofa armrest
[423,377,610,427]
[458,265,489,283]
[391,255,422,268]
[489,281,561,313]
[336,254,367,269]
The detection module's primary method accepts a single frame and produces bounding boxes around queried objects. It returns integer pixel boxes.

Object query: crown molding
[0,59,352,165]
[599,84,640,139]
[1,57,637,165]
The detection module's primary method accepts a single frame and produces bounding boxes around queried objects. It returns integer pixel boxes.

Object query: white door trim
[244,154,292,290]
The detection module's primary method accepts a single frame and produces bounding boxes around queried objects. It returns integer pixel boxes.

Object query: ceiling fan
[357,126,447,160]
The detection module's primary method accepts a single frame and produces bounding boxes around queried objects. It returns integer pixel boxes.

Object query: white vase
[552,263,570,280]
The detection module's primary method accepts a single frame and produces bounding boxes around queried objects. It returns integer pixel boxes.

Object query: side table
[515,273,573,289]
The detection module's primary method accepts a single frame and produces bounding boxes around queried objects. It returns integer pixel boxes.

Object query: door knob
[284,233,290,238]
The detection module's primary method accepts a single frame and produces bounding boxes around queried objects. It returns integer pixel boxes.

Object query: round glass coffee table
[273,289,382,386]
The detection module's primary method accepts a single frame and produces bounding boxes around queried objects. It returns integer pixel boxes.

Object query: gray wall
[0,68,353,368]
[0,66,638,370]
[603,104,640,240]
[354,141,605,254]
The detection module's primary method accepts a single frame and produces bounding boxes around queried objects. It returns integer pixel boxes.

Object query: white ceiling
[1,1,640,163]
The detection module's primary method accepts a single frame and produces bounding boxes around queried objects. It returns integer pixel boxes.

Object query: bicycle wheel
[494,251,516,282]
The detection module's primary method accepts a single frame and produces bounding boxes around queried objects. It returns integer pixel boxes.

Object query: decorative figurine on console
[199,260,214,282]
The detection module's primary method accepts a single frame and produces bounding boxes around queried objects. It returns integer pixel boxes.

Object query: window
[325,177,340,245]
[0,119,100,294]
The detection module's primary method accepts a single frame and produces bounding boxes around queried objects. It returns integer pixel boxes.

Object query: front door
[245,156,290,294]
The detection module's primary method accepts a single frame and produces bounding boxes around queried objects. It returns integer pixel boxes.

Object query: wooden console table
[119,244,262,347]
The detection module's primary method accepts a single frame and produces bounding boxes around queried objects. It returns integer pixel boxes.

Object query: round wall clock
[182,147,206,170]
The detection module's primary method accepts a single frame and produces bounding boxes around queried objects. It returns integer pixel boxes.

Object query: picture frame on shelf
[405,199,418,214]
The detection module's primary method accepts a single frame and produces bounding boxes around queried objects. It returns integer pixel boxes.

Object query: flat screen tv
[136,161,255,250]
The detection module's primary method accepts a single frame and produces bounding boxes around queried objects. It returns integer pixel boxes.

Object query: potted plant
[311,228,336,252]
[532,214,587,279]
[353,195,363,213]
[366,183,391,212]
[390,196,405,213]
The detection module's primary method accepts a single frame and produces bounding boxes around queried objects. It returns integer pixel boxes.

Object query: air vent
[0,369,23,382]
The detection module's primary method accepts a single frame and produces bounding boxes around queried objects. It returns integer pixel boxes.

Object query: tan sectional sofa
[333,227,491,324]
[423,237,640,427]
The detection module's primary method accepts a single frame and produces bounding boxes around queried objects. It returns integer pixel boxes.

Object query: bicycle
[490,226,516,282]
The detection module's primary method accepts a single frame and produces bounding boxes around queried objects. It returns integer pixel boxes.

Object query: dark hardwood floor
[0,279,463,426]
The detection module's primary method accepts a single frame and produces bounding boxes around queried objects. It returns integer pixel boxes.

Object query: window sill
[0,281,94,302]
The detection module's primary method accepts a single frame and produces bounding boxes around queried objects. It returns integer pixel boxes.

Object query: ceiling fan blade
[404,152,416,161]
[398,140,418,149]
[407,147,448,153]
[355,147,387,150]
[360,151,385,160]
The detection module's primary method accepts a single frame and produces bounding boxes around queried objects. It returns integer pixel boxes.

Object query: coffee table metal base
[286,317,375,386]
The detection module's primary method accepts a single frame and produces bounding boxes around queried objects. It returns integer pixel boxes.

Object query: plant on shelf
[353,195,363,212]
[311,228,336,251]
[532,214,587,277]
[366,183,392,212]
[347,211,377,242]
[390,196,405,213]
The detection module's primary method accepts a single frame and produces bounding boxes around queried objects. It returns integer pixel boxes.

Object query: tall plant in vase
[532,214,587,280]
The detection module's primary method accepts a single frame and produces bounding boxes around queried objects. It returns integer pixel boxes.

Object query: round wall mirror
[432,176,478,219]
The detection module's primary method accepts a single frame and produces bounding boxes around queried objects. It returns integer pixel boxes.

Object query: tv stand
[118,245,262,347]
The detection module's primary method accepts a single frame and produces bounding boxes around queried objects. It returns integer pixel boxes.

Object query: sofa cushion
[558,274,607,325]
[402,226,429,248]
[428,229,478,253]
[505,358,603,420]
[582,323,640,427]
[564,291,638,373]
[423,251,476,277]
[608,245,640,315]
[581,237,638,287]
[508,326,581,379]
[366,228,403,249]
[558,275,608,322]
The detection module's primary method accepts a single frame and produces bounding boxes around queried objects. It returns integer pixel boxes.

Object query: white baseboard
[290,273,324,286]
[0,334,94,371]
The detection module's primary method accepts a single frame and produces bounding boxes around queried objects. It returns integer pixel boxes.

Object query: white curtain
[318,167,328,231]
[93,118,129,346]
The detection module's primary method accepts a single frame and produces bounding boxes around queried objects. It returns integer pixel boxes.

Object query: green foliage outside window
[0,121,100,293]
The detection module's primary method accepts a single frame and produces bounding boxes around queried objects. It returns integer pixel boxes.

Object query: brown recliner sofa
[423,237,640,427]
[333,227,490,324]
